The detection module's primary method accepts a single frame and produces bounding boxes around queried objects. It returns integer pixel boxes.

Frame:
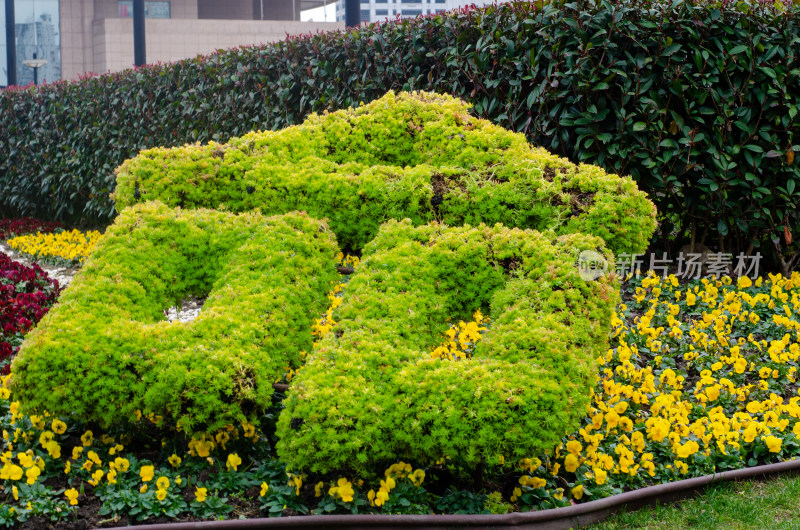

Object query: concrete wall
[88,18,342,77]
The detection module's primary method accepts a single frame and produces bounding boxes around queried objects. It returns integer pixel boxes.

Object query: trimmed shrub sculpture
[114,91,656,256]
[277,220,618,475]
[9,202,339,433]
[11,91,656,479]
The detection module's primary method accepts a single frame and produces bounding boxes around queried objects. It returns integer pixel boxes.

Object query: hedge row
[1,0,799,267]
[10,202,340,434]
[114,91,656,255]
[276,219,618,475]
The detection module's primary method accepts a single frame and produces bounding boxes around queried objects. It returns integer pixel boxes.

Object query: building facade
[1,0,341,86]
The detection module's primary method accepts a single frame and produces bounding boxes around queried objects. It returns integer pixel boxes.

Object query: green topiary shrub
[275,219,618,476]
[9,201,340,434]
[113,91,656,256]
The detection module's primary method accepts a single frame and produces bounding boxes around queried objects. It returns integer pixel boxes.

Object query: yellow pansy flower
[65,488,79,505]
[139,465,155,482]
[226,453,242,471]
[195,487,208,502]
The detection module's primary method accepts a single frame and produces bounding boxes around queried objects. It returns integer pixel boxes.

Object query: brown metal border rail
[104,459,800,530]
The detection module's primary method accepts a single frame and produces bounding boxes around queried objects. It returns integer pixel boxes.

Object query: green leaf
[759,66,777,80]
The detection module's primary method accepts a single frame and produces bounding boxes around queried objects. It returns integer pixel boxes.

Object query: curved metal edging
[103,459,800,530]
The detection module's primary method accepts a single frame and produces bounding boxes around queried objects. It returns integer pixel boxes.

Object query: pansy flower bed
[6,230,102,267]
[0,220,62,242]
[0,255,60,376]
[2,232,800,526]
[511,271,800,507]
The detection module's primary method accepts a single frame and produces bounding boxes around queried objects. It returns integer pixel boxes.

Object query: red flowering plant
[0,217,62,240]
[0,253,60,374]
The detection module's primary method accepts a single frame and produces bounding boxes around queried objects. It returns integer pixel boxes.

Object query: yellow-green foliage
[276,219,619,475]
[114,91,656,255]
[10,202,339,434]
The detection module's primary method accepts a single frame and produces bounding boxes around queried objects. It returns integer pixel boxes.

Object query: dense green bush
[114,91,656,255]
[276,219,618,476]
[1,0,798,269]
[9,202,340,434]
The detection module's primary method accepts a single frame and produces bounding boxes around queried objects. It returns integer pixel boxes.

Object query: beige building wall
[90,18,342,77]
[61,0,95,81]
[59,0,335,80]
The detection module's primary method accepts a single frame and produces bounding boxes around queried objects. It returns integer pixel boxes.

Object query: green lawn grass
[595,473,800,529]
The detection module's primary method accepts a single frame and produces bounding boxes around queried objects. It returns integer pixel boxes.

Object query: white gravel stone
[164,297,206,323]
[0,240,79,288]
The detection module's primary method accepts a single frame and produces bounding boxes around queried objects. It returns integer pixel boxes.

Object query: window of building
[360,9,370,22]
[1,0,61,86]
[118,1,171,19]
[401,9,422,16]
[0,10,5,86]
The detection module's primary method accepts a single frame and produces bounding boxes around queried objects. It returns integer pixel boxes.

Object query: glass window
[2,0,61,86]
[0,8,7,86]
[118,1,171,19]
[401,9,422,16]
[375,9,388,15]
[360,9,369,22]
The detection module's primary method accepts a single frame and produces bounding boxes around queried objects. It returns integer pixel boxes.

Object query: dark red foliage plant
[0,253,61,374]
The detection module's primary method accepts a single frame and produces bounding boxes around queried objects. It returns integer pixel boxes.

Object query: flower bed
[1,262,800,526]
[0,254,60,376]
[6,229,102,267]
[508,271,800,508]
[0,219,62,241]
